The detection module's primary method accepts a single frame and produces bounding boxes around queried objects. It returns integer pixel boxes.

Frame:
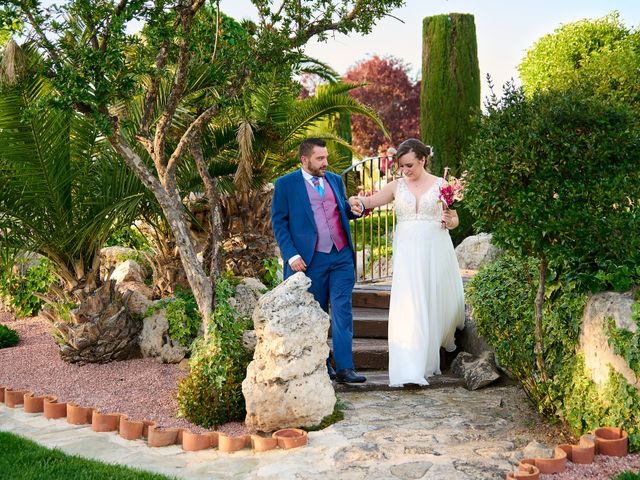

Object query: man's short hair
[299,138,327,160]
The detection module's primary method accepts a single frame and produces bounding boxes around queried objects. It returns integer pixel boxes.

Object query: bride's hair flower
[439,169,467,209]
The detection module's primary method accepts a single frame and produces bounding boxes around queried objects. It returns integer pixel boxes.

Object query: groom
[271,138,366,384]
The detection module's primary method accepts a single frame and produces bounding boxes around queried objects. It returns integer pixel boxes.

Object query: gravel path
[0,312,246,435]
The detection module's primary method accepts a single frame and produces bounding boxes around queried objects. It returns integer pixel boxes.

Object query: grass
[351,210,394,251]
[0,432,175,480]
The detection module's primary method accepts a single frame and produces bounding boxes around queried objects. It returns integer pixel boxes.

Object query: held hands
[348,196,364,216]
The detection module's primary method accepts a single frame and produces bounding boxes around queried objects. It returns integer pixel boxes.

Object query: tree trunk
[108,134,213,333]
[534,255,548,378]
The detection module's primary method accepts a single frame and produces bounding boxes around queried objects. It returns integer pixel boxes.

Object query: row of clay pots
[1,386,307,453]
[506,427,629,479]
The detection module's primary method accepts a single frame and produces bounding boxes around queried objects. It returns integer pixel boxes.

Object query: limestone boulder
[111,259,147,285]
[242,272,335,432]
[455,233,502,271]
[99,246,137,281]
[116,281,154,317]
[455,302,494,358]
[579,290,639,388]
[242,329,257,354]
[229,278,266,319]
[451,351,501,391]
[139,307,188,364]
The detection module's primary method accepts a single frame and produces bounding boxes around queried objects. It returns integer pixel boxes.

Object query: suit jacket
[272,169,358,266]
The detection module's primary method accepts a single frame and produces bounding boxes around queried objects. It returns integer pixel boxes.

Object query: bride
[349,138,465,386]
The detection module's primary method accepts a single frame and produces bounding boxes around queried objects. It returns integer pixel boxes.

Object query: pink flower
[439,170,467,209]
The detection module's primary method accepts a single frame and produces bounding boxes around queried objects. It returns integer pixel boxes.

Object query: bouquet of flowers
[439,167,467,210]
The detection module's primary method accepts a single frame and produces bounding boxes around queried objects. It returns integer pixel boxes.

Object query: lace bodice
[394,177,444,222]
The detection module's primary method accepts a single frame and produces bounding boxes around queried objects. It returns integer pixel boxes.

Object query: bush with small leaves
[0,324,19,349]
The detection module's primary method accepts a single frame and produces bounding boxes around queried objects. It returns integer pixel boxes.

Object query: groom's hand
[348,196,363,216]
[290,257,307,272]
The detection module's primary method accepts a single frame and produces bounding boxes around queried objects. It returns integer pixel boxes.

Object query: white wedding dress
[388,177,465,387]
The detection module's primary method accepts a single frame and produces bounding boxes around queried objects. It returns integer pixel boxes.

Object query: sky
[219,0,640,102]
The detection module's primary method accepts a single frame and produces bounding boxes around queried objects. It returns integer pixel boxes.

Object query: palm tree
[0,45,147,300]
[197,77,388,277]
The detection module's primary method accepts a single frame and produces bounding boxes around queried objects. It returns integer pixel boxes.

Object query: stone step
[333,371,465,392]
[329,307,388,339]
[329,338,462,371]
[352,287,390,309]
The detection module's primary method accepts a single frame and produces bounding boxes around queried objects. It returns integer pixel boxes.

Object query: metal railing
[341,155,396,284]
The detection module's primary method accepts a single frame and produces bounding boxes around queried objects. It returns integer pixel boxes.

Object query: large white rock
[242,272,335,432]
[455,233,502,271]
[111,259,147,285]
[99,246,138,281]
[579,290,638,388]
[139,307,188,364]
[116,281,154,317]
[229,277,266,319]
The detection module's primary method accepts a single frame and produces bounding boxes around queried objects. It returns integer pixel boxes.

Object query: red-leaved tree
[344,55,420,156]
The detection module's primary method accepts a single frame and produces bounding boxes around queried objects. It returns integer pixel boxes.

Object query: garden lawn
[0,431,175,479]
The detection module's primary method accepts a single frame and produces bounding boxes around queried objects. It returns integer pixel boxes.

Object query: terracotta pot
[92,411,120,432]
[182,431,217,452]
[43,397,67,419]
[594,427,628,457]
[5,389,26,408]
[251,434,279,452]
[506,463,539,479]
[147,426,182,447]
[559,434,596,464]
[142,421,156,439]
[272,428,308,449]
[67,403,93,425]
[218,433,249,453]
[23,393,45,413]
[0,386,5,403]
[119,416,144,441]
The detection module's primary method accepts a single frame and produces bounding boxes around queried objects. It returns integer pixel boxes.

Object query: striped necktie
[311,176,324,197]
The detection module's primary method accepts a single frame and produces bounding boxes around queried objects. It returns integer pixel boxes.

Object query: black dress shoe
[326,359,336,380]
[335,368,366,384]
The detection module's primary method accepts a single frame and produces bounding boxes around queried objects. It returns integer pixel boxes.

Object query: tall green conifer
[421,13,480,176]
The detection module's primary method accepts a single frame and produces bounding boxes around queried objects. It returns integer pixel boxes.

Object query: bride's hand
[441,206,459,230]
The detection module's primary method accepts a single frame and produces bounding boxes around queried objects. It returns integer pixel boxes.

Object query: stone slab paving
[0,383,546,480]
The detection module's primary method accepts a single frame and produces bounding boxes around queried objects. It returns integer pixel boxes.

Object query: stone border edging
[506,427,629,479]
[0,385,307,453]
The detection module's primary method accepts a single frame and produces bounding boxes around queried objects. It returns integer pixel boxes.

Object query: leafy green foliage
[518,12,640,109]
[468,255,640,452]
[467,255,586,414]
[614,471,640,480]
[0,431,174,479]
[0,63,147,293]
[0,258,57,317]
[465,85,640,292]
[0,323,19,348]
[175,277,251,428]
[105,225,149,250]
[606,296,640,376]
[146,288,201,349]
[260,257,282,290]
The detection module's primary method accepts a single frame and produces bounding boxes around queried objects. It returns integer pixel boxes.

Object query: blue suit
[271,169,359,370]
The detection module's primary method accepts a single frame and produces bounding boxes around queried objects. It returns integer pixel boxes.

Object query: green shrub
[105,225,150,250]
[467,254,586,413]
[146,287,201,348]
[0,258,57,317]
[614,470,640,480]
[0,324,19,348]
[261,257,282,290]
[468,254,640,452]
[175,277,251,428]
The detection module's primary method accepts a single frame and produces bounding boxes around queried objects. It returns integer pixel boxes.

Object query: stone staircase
[350,284,391,370]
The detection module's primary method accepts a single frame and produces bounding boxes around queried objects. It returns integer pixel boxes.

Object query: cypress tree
[421,13,480,177]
